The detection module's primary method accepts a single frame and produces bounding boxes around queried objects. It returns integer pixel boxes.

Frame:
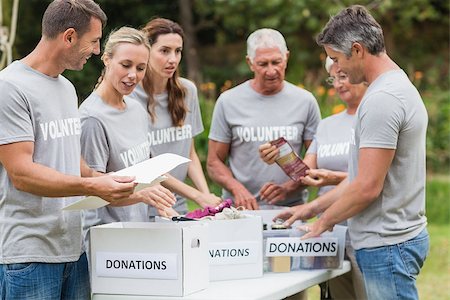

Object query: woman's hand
[137,184,176,211]
[194,193,222,208]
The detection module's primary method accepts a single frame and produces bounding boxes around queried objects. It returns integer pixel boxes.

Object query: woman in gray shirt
[79,27,176,249]
[130,18,221,216]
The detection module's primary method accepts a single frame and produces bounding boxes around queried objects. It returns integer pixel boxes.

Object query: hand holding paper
[64,153,191,210]
[88,174,137,202]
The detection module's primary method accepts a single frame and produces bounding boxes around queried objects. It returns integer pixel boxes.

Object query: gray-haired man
[207,28,320,211]
[278,5,429,300]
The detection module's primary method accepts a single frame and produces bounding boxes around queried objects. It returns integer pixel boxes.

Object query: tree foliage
[2,0,449,173]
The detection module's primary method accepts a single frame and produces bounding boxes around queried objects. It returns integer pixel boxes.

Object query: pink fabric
[185,199,233,219]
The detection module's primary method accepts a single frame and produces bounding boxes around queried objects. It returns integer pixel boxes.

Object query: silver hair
[316,5,385,57]
[246,28,288,62]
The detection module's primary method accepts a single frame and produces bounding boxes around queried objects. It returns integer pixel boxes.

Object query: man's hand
[298,218,334,240]
[273,203,317,227]
[232,185,259,210]
[259,182,288,205]
[87,175,137,202]
[301,169,347,187]
[258,143,279,165]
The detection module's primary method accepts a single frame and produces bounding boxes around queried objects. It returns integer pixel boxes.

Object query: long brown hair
[141,17,187,126]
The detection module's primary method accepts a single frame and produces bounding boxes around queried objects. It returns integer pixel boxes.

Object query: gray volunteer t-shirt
[348,70,428,250]
[0,61,83,264]
[80,92,150,246]
[209,80,321,206]
[131,78,204,214]
[307,111,355,196]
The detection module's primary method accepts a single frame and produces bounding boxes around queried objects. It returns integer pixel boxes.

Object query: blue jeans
[0,253,90,300]
[355,228,429,300]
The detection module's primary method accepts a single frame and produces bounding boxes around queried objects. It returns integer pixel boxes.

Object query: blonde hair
[95,26,151,88]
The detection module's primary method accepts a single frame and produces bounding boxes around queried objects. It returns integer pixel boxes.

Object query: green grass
[306,174,450,299]
[417,224,450,300]
[306,224,450,300]
[425,174,450,224]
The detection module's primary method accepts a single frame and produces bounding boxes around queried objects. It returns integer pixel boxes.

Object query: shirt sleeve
[186,81,204,137]
[303,95,321,141]
[80,117,109,172]
[359,91,405,150]
[208,96,231,143]
[0,80,34,145]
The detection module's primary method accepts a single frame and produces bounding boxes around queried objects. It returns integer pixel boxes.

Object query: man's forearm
[207,161,243,195]
[319,178,375,228]
[310,178,349,215]
[80,157,103,178]
[12,161,96,197]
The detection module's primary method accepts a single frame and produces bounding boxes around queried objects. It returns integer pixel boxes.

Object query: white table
[92,260,350,300]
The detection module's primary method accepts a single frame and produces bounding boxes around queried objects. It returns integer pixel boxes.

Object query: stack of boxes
[89,210,346,297]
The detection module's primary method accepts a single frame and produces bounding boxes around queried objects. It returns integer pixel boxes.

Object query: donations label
[209,241,260,265]
[266,237,338,257]
[96,252,178,279]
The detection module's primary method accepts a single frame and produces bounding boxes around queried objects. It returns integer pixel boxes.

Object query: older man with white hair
[207,28,321,212]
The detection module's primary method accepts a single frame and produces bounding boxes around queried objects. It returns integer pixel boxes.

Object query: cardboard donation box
[90,222,209,297]
[264,225,348,272]
[156,215,263,281]
[206,215,263,281]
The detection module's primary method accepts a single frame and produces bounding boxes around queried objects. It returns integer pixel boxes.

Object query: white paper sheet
[63,153,190,211]
[63,196,110,211]
[63,180,166,211]
[114,153,190,184]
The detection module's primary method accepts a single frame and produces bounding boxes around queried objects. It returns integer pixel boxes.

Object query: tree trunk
[178,0,202,84]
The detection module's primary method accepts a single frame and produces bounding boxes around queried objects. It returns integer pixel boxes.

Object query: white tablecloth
[92,260,351,300]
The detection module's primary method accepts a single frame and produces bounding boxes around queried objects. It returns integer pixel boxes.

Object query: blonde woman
[79,27,176,248]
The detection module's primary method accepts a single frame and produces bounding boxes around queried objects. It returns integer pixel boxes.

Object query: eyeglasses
[325,73,348,86]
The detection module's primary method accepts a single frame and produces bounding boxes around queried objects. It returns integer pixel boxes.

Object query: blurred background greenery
[2,0,447,175]
[1,1,449,299]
